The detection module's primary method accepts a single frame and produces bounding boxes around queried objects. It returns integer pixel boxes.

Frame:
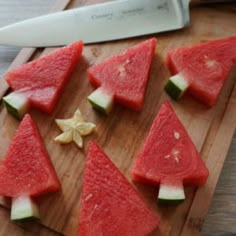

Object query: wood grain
[0,1,235,236]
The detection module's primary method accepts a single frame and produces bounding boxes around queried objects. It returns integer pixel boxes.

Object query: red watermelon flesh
[132,101,209,187]
[5,41,83,113]
[87,38,157,110]
[78,141,160,236]
[0,114,60,198]
[167,36,236,106]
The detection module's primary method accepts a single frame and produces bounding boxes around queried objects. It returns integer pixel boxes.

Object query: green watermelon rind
[158,198,184,205]
[2,92,30,120]
[158,182,185,205]
[11,213,40,223]
[165,73,189,100]
[87,87,114,114]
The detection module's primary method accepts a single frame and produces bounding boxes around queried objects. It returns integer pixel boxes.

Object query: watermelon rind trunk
[2,92,30,120]
[165,73,189,100]
[11,195,40,221]
[88,87,114,114]
[158,181,185,205]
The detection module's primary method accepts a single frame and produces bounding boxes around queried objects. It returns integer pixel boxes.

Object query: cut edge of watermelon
[5,41,84,115]
[166,37,236,107]
[131,101,209,205]
[80,141,160,235]
[87,38,157,112]
[2,92,30,120]
[11,195,40,221]
[0,114,61,198]
[31,41,84,114]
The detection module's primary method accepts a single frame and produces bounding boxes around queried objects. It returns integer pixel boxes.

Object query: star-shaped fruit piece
[55,109,96,148]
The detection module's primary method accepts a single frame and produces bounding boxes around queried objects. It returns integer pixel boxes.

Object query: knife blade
[0,0,233,47]
[0,0,191,47]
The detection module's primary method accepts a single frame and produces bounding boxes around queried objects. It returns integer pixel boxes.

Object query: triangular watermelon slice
[87,38,157,113]
[165,36,236,106]
[3,41,83,119]
[78,141,160,235]
[0,114,60,220]
[132,101,209,204]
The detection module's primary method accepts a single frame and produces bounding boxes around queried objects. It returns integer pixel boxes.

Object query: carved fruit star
[54,109,96,148]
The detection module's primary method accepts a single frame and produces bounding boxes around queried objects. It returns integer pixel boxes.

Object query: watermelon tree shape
[0,114,60,221]
[132,101,209,204]
[78,141,160,235]
[87,38,157,113]
[3,41,84,119]
[165,36,236,106]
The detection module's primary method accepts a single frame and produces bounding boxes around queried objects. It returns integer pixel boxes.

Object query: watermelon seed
[118,65,126,77]
[206,60,217,68]
[174,131,180,140]
[85,193,93,202]
[172,150,179,155]
[204,55,217,68]
[172,149,181,163]
[175,157,180,163]
[164,154,170,159]
[118,59,131,77]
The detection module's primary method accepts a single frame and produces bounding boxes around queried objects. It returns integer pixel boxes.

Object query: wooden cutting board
[0,1,235,235]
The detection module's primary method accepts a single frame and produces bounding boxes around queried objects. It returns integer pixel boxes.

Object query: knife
[0,0,232,47]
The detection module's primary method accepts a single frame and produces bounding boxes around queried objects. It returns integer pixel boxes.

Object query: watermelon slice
[165,36,236,106]
[3,41,83,119]
[87,38,157,113]
[0,114,60,220]
[78,141,160,235]
[132,102,209,204]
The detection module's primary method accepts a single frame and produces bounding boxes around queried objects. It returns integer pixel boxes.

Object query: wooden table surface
[0,1,235,236]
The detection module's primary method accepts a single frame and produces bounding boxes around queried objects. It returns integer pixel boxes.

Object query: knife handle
[191,0,235,5]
